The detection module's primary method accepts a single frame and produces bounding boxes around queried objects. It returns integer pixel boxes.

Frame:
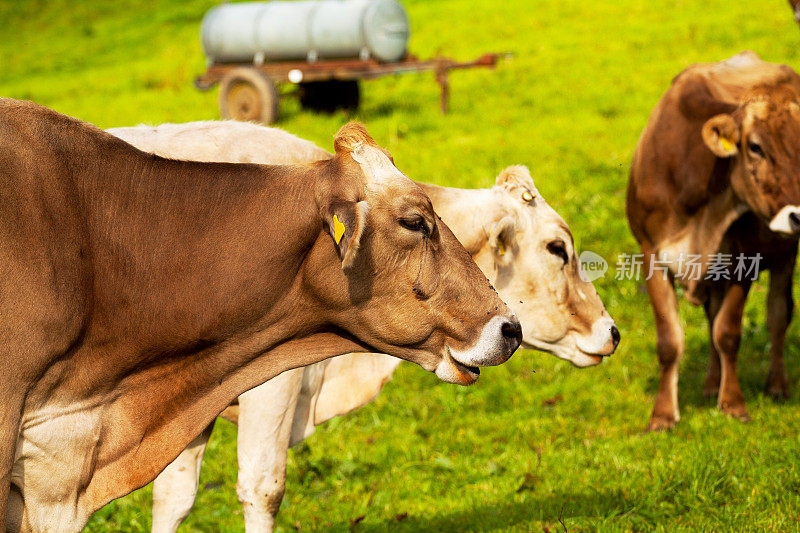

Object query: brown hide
[0,99,518,531]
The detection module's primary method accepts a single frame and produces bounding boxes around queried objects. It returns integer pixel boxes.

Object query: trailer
[194,52,511,124]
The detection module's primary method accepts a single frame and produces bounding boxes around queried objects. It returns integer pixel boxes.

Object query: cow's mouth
[584,353,604,365]
[562,348,607,368]
[435,346,480,385]
[451,357,480,379]
[521,339,607,368]
[447,345,481,383]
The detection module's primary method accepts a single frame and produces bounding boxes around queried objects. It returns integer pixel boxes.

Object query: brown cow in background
[627,51,800,431]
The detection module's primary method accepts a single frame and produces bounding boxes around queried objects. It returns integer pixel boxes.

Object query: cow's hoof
[646,416,677,432]
[766,385,790,401]
[702,384,719,399]
[766,375,790,401]
[719,402,750,422]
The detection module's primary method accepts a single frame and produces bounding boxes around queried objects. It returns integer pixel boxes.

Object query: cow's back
[109,121,332,165]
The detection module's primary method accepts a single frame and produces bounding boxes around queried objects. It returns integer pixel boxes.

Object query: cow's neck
[74,147,333,367]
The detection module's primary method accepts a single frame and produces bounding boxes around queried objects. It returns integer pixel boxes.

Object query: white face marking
[768,205,800,235]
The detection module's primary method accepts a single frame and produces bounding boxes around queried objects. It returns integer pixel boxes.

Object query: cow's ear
[489,215,517,265]
[702,114,740,157]
[326,200,369,270]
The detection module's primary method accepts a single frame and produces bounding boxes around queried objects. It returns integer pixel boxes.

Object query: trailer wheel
[299,80,360,113]
[219,68,279,124]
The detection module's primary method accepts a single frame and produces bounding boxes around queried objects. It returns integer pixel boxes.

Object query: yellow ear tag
[720,138,735,152]
[497,241,506,256]
[521,190,534,202]
[333,215,346,245]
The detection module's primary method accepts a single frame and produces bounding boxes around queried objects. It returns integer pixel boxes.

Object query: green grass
[3,0,800,531]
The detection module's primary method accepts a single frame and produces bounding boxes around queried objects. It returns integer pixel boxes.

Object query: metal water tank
[201,0,410,64]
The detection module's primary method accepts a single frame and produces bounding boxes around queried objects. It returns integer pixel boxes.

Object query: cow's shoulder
[0,98,52,144]
[0,97,130,163]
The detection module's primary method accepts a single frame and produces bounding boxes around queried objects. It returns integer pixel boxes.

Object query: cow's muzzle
[576,317,620,359]
[435,314,521,385]
[769,205,800,236]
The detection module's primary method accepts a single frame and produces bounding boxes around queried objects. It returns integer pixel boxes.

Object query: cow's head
[306,123,521,385]
[702,87,800,236]
[466,167,619,367]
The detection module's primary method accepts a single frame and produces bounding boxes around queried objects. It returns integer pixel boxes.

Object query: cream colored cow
[109,121,619,533]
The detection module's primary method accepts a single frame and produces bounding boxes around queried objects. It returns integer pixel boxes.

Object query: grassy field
[3,0,800,531]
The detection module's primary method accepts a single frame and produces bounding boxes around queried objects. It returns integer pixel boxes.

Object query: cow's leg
[712,280,752,421]
[11,396,109,533]
[151,422,215,533]
[702,288,724,398]
[645,253,684,431]
[236,369,304,533]
[1,390,24,533]
[6,483,25,533]
[765,252,795,400]
[0,260,87,532]
[3,380,94,533]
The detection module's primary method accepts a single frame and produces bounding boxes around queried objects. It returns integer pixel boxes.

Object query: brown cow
[0,98,521,532]
[627,51,800,431]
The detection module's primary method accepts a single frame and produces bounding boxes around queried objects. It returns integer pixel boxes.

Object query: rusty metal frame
[195,53,511,114]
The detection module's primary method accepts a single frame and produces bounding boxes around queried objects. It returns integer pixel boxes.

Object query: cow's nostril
[501,319,523,354]
[610,325,621,349]
[501,320,522,340]
[789,211,800,231]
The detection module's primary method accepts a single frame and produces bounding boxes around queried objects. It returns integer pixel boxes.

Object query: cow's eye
[546,239,569,264]
[400,216,428,234]
[748,141,765,158]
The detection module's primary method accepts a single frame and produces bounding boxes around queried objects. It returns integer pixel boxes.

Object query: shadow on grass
[341,489,638,532]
